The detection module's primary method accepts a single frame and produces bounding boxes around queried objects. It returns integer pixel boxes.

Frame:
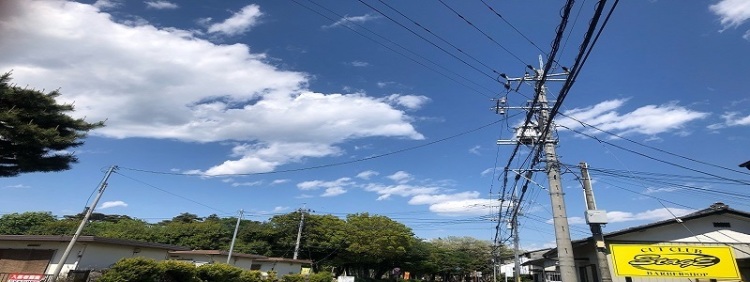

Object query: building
[0,235,189,280]
[167,250,312,276]
[527,203,750,282]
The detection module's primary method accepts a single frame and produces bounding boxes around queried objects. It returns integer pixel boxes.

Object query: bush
[282,274,305,282]
[309,271,333,282]
[197,263,244,282]
[98,257,161,282]
[159,260,198,282]
[241,270,264,282]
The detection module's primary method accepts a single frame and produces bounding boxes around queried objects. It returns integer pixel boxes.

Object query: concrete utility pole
[580,162,613,282]
[50,165,117,281]
[535,69,577,282]
[511,208,521,282]
[227,209,244,264]
[293,206,309,260]
[496,56,576,282]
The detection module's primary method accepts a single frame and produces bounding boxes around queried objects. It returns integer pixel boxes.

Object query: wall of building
[76,243,169,270]
[258,261,302,276]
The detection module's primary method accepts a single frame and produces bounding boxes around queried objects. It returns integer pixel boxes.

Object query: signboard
[610,244,740,279]
[6,274,44,282]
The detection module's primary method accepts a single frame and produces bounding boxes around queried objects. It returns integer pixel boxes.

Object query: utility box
[585,210,608,224]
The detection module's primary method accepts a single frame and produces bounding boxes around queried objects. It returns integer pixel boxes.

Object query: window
[251,264,261,270]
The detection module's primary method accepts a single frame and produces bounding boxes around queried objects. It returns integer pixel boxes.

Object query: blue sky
[1,0,749,251]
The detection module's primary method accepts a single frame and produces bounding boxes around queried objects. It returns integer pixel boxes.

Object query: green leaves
[0,72,104,177]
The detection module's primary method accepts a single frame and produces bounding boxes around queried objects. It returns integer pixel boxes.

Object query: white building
[529,203,750,282]
[168,250,312,277]
[0,235,188,280]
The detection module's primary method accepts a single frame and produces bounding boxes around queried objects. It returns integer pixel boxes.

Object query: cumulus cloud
[428,198,498,216]
[271,179,290,185]
[99,200,128,209]
[231,181,263,187]
[3,184,30,189]
[350,61,369,67]
[563,208,695,225]
[708,112,750,129]
[272,206,289,213]
[297,177,354,192]
[93,0,121,9]
[382,94,431,110]
[145,1,178,10]
[364,183,440,201]
[323,14,379,29]
[0,1,424,176]
[322,187,347,197]
[356,170,379,180]
[710,0,750,30]
[557,99,708,136]
[387,171,413,184]
[207,4,263,36]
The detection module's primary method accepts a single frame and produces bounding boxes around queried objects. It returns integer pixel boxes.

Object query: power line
[479,0,547,56]
[292,0,497,98]
[436,0,528,66]
[120,118,503,176]
[356,0,502,83]
[113,171,230,214]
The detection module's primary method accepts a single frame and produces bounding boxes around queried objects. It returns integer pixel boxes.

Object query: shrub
[197,263,244,282]
[159,260,198,282]
[241,270,264,282]
[309,271,333,282]
[98,257,161,282]
[281,274,305,282]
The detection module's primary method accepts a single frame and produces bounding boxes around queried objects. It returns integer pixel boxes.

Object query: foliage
[308,271,334,282]
[240,270,264,282]
[0,212,56,234]
[281,274,305,282]
[0,72,104,177]
[98,257,161,282]
[196,263,244,282]
[159,260,199,282]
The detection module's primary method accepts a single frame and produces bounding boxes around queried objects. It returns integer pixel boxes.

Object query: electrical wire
[293,0,497,98]
[120,118,503,176]
[479,0,547,56]
[113,171,230,214]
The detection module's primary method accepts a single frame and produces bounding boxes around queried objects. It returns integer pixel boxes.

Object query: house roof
[169,250,267,259]
[0,235,190,251]
[545,202,750,257]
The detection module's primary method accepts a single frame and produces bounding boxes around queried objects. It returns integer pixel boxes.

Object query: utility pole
[580,162,613,282]
[496,56,576,282]
[293,206,310,260]
[227,209,244,264]
[510,196,521,282]
[50,165,117,281]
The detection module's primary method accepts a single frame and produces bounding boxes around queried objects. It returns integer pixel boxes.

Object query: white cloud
[231,181,263,187]
[272,206,289,213]
[296,177,353,191]
[715,112,750,129]
[356,170,379,180]
[93,0,121,9]
[3,184,30,189]
[563,208,695,225]
[350,61,369,67]
[99,200,128,209]
[145,1,178,10]
[643,186,681,194]
[469,145,481,155]
[387,171,413,184]
[408,191,480,205]
[382,94,431,110]
[558,99,708,136]
[271,179,290,185]
[364,183,440,201]
[207,4,263,36]
[710,0,750,30]
[0,1,424,176]
[322,187,347,197]
[428,198,497,216]
[323,14,379,29]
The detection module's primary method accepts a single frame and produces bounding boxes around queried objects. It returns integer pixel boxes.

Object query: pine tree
[0,72,104,177]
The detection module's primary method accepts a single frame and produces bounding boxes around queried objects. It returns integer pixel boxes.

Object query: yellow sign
[610,244,740,279]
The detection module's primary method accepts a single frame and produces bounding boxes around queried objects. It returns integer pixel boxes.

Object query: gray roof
[169,250,266,259]
[0,235,190,251]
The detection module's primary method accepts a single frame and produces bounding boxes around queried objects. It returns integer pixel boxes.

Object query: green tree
[340,213,415,278]
[0,211,56,234]
[0,72,104,177]
[98,257,161,282]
